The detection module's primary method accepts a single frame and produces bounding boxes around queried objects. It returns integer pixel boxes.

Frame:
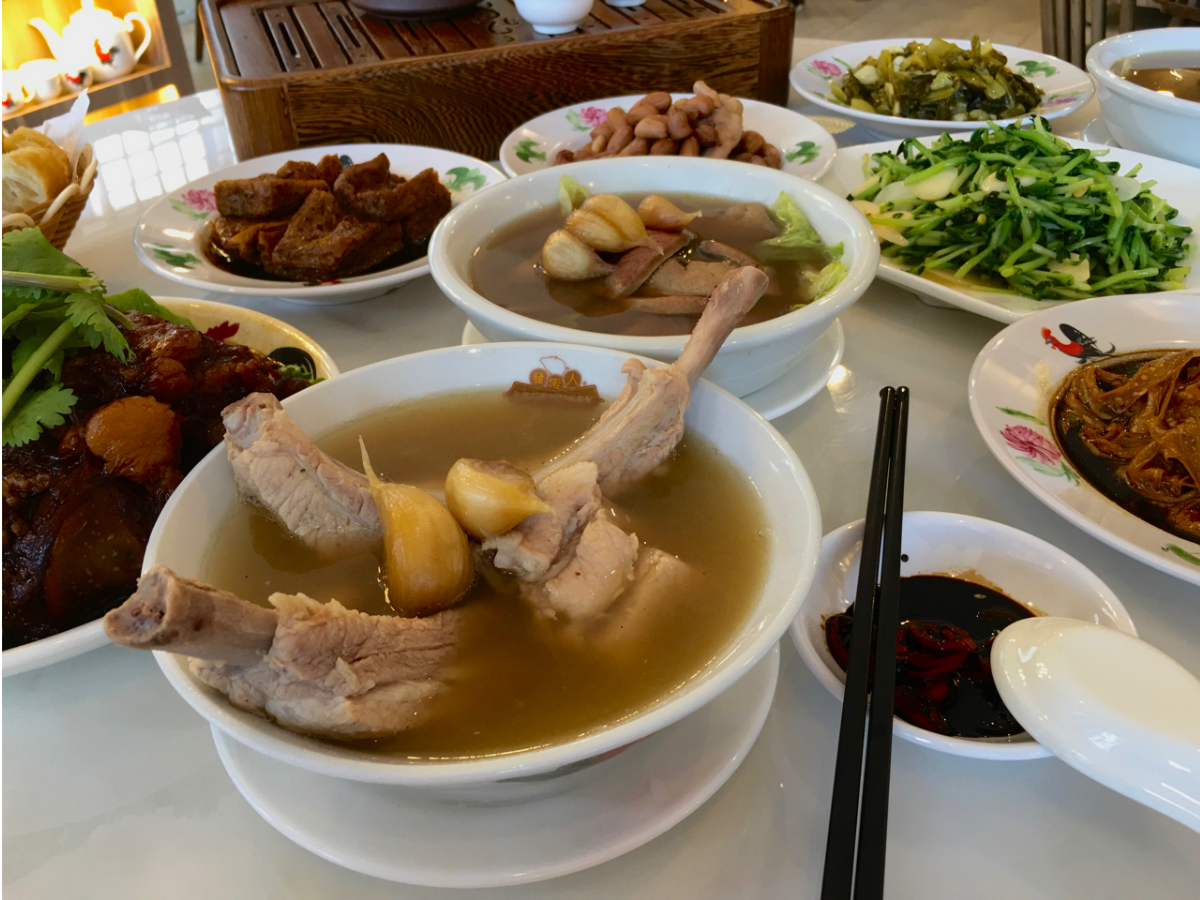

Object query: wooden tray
[200,0,795,161]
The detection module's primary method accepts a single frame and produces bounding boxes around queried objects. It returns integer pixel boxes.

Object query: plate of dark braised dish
[790,510,1137,759]
[969,292,1200,585]
[2,229,335,676]
[133,144,506,304]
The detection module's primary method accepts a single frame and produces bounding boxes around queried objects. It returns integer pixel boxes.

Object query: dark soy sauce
[825,575,1035,738]
[203,236,430,285]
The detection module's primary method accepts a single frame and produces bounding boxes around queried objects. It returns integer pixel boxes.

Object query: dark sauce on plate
[202,236,431,285]
[825,575,1035,738]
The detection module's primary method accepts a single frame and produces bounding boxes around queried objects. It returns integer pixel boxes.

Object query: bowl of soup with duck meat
[428,157,878,397]
[1087,28,1200,169]
[124,341,821,787]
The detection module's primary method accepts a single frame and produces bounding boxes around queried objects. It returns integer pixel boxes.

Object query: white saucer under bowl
[1080,117,1119,147]
[460,319,844,420]
[213,643,780,888]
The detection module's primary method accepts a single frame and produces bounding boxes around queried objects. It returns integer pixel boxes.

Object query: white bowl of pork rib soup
[428,156,879,398]
[120,333,821,789]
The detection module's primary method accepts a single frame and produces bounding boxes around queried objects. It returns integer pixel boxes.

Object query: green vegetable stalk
[849,119,1193,299]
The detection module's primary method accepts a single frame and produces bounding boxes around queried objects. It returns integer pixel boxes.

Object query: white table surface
[5,38,1199,900]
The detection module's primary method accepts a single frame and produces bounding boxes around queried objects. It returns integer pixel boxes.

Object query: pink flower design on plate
[579,106,608,127]
[1041,94,1077,109]
[181,188,216,212]
[1001,425,1060,465]
[812,59,842,78]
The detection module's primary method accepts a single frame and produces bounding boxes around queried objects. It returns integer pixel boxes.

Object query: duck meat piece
[222,394,382,555]
[214,175,330,219]
[488,268,769,621]
[693,202,779,244]
[626,294,710,316]
[541,267,769,497]
[696,239,761,269]
[586,549,692,652]
[602,230,690,300]
[487,461,602,582]
[104,566,458,740]
[641,259,734,297]
[532,514,640,621]
[266,191,380,281]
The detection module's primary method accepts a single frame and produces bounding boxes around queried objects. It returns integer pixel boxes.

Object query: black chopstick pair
[820,386,911,900]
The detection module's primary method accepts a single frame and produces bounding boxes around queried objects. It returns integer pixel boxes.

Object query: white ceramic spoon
[993,618,1200,833]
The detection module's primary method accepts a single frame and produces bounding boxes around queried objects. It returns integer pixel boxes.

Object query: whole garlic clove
[445,459,552,540]
[564,194,648,252]
[542,229,617,280]
[360,439,474,617]
[637,194,698,231]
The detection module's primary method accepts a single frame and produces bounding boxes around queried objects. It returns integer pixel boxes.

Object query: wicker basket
[2,144,98,251]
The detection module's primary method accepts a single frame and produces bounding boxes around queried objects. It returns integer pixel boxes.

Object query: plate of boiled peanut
[500,82,838,182]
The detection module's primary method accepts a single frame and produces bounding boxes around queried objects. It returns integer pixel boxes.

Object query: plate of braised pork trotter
[132,144,507,304]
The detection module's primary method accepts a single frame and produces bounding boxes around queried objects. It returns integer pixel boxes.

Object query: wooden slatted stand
[200,0,795,161]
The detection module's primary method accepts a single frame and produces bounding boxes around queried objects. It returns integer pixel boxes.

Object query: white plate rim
[967,293,1200,585]
[498,93,838,182]
[789,38,1094,132]
[822,136,1200,323]
[211,643,780,888]
[132,144,507,301]
[1,297,337,678]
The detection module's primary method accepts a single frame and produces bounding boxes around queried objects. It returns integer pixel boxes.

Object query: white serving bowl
[145,342,822,787]
[1,298,338,679]
[1086,28,1200,169]
[428,157,878,398]
[789,511,1136,761]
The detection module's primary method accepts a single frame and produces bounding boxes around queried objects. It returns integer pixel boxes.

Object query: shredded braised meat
[2,312,311,649]
[1052,349,1200,541]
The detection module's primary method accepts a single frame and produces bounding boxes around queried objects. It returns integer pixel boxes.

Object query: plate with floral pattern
[498,94,837,182]
[968,293,1200,586]
[790,39,1093,140]
[133,144,506,305]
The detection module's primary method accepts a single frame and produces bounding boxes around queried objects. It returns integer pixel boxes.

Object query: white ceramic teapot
[30,0,151,85]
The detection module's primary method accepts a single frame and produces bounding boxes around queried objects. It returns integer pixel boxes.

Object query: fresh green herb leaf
[275,363,323,384]
[105,288,193,326]
[1,229,97,307]
[2,383,76,447]
[62,292,130,359]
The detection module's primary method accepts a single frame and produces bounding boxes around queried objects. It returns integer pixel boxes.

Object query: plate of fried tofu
[133,144,506,304]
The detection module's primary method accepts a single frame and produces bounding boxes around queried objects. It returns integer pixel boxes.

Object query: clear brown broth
[1117,52,1200,102]
[469,193,828,337]
[202,390,769,759]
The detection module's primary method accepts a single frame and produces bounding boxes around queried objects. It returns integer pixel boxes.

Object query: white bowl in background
[428,156,878,398]
[1,298,337,679]
[1087,28,1200,169]
[790,39,1094,140]
[789,511,1136,760]
[146,342,823,787]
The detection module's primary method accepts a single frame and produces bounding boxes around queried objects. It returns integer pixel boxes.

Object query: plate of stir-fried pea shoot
[823,119,1196,323]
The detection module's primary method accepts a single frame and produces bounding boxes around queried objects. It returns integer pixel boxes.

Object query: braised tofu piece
[214,175,330,218]
[267,191,380,280]
[276,154,344,186]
